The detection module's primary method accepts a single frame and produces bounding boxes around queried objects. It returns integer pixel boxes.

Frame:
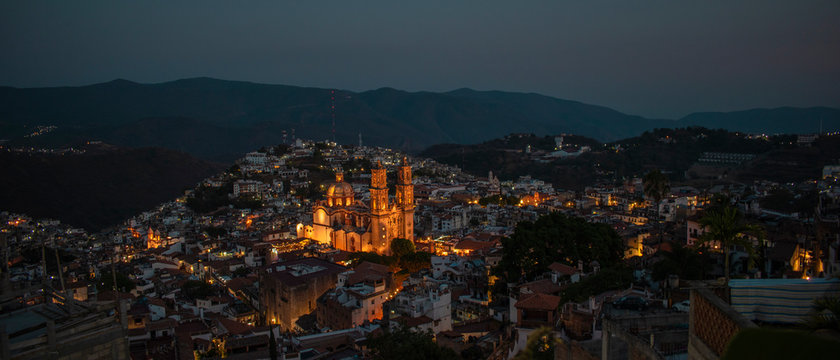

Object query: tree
[651,242,711,281]
[513,326,556,360]
[560,266,633,304]
[349,252,397,269]
[643,169,670,219]
[390,238,415,259]
[94,270,135,292]
[400,251,433,273]
[803,296,840,332]
[697,205,763,283]
[495,212,624,281]
[233,266,251,278]
[367,326,460,360]
[182,280,215,300]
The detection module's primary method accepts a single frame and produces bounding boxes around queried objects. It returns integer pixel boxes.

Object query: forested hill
[2,78,837,161]
[421,128,840,189]
[0,144,224,231]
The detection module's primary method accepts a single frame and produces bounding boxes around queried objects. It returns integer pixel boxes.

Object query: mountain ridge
[1,77,838,161]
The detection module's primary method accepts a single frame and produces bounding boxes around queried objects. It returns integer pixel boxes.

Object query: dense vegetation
[367,326,460,360]
[348,238,433,273]
[560,266,634,304]
[494,213,624,282]
[650,243,711,281]
[94,270,136,293]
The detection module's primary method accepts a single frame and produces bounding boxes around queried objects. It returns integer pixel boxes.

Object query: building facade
[303,158,415,255]
[260,258,346,330]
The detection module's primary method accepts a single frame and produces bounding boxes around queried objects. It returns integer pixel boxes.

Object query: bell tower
[396,157,415,240]
[370,161,388,214]
[369,161,390,253]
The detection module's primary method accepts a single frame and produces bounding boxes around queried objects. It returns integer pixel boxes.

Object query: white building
[391,282,452,334]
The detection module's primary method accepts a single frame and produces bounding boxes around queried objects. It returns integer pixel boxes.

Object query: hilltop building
[301,158,415,255]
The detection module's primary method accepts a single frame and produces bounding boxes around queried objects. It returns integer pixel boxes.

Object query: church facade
[300,158,415,255]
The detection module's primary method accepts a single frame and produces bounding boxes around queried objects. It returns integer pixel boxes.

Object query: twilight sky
[1,1,838,119]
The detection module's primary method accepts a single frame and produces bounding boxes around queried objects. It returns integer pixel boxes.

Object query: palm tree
[643,170,670,219]
[697,205,763,283]
[803,296,840,332]
[643,170,670,243]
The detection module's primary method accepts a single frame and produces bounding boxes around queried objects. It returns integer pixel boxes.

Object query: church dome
[326,171,355,207]
[327,181,354,197]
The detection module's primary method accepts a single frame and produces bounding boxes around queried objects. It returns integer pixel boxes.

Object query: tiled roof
[515,293,562,311]
[520,278,562,295]
[454,239,496,251]
[548,262,578,276]
[264,257,346,287]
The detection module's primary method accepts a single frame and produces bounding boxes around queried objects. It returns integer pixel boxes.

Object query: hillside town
[2,136,840,360]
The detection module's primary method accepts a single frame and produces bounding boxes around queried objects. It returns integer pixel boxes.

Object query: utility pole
[41,242,48,288]
[53,237,66,296]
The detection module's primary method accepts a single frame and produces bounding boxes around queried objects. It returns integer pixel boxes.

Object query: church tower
[370,161,388,214]
[396,157,415,240]
[369,161,390,253]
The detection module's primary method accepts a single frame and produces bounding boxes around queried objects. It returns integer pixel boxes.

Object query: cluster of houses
[4,137,840,359]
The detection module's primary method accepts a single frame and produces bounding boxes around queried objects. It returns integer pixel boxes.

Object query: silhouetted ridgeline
[1,78,837,161]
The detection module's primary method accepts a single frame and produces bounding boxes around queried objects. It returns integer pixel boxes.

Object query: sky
[1,1,838,119]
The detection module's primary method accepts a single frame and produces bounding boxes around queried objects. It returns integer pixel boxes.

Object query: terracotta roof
[346,261,390,285]
[264,257,346,287]
[355,261,390,274]
[454,239,496,251]
[548,262,578,276]
[176,320,210,336]
[653,242,673,253]
[520,279,562,295]
[515,293,562,311]
[217,317,255,336]
[226,277,255,292]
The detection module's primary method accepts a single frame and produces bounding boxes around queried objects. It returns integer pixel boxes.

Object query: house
[390,282,452,334]
[549,262,581,284]
[514,293,561,329]
[261,257,346,331]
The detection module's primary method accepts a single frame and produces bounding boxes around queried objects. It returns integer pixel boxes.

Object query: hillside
[3,78,837,162]
[679,107,840,135]
[0,144,224,231]
[422,128,840,189]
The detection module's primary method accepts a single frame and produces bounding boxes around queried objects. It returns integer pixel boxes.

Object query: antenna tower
[331,90,336,142]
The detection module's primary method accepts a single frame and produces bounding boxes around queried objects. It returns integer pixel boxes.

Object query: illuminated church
[300,158,415,255]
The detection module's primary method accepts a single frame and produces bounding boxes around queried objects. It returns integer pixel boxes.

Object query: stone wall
[687,285,756,360]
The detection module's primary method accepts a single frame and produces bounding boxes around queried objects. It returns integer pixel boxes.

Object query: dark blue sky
[1,1,838,118]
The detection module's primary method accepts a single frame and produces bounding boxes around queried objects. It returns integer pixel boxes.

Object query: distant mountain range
[1,77,838,161]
